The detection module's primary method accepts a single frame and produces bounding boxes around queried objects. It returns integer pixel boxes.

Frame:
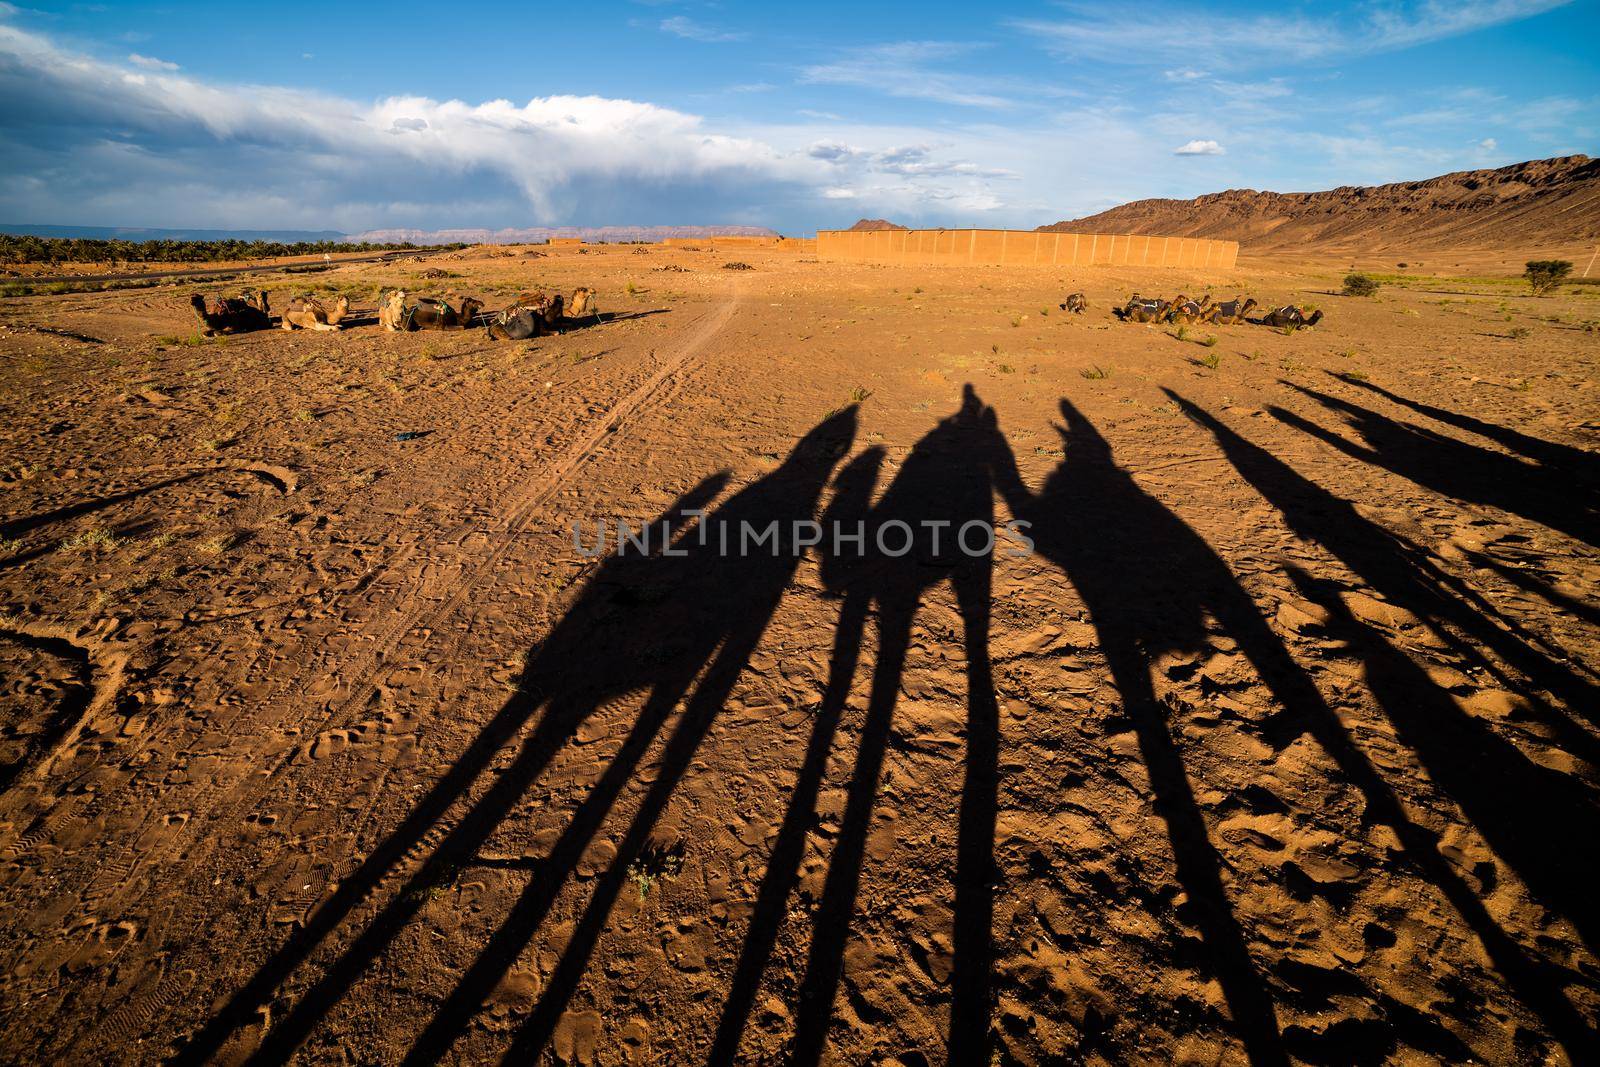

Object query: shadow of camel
[1280,382,1600,548]
[176,408,857,1066]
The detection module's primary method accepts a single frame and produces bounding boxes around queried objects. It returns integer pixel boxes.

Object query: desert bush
[1343,273,1380,297]
[1525,260,1572,295]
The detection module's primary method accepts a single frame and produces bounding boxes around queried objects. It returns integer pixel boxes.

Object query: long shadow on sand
[1335,375,1600,491]
[175,387,1600,1065]
[1280,382,1600,548]
[1171,391,1600,1059]
[175,408,857,1066]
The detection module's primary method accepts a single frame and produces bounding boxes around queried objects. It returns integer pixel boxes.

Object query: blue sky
[0,0,1594,234]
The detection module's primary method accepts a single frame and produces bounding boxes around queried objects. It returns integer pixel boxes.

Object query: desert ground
[1,242,1598,1065]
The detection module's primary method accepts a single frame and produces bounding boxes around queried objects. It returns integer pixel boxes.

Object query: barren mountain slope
[1040,155,1600,251]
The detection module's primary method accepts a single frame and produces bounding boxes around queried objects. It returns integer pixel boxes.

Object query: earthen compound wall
[817,229,1238,270]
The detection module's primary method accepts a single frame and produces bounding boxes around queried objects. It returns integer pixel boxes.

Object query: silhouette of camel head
[1055,398,1114,464]
[785,404,859,467]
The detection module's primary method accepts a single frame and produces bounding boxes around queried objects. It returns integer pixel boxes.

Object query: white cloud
[1478,137,1498,150]
[659,16,746,43]
[1015,0,1572,69]
[127,52,178,71]
[1174,139,1225,156]
[800,42,1023,109]
[0,23,1045,232]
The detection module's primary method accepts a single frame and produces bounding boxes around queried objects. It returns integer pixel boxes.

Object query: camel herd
[187,284,1324,343]
[187,286,601,339]
[1106,292,1324,329]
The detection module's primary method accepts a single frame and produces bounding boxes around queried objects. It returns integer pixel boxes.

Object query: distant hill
[1,224,347,242]
[1037,156,1600,252]
[847,219,907,231]
[344,225,780,245]
[0,223,783,246]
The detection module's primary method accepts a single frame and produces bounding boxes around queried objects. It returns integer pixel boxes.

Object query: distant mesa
[847,219,908,231]
[1038,155,1600,251]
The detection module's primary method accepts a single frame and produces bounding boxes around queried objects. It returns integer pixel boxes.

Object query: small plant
[61,527,123,553]
[1342,273,1380,297]
[0,536,22,556]
[1040,307,1049,316]
[1525,260,1572,295]
[1200,334,1219,348]
[849,385,873,403]
[913,286,923,294]
[1340,370,1370,382]
[1174,324,1189,342]
[197,531,237,555]
[1080,364,1111,380]
[294,408,315,423]
[627,836,686,900]
[1199,351,1221,370]
[997,364,1015,374]
[1009,316,1022,328]
[1509,326,1531,340]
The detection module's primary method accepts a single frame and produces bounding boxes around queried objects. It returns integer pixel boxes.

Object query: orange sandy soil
[1,244,1598,1066]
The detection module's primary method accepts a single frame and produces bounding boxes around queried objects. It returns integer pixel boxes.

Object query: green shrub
[1343,273,1380,297]
[1525,260,1572,295]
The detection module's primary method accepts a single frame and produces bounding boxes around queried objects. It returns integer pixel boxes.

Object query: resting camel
[1059,292,1087,314]
[1263,304,1324,329]
[189,290,270,335]
[567,287,600,325]
[281,294,350,332]
[1118,295,1168,323]
[377,290,483,331]
[1208,297,1258,325]
[486,289,571,341]
[1165,293,1211,325]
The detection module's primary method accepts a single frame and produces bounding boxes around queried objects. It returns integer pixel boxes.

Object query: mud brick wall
[816,229,1239,270]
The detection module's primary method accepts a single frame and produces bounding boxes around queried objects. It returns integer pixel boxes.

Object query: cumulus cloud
[0,23,1041,232]
[1479,137,1498,150]
[0,23,816,229]
[1173,139,1225,156]
[808,141,858,162]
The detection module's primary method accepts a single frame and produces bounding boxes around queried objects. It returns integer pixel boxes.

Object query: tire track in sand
[23,294,739,963]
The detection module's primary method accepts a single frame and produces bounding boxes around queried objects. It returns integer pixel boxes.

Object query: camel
[378,289,408,331]
[410,296,482,330]
[1165,293,1210,325]
[189,290,270,335]
[1208,297,1258,326]
[1059,292,1087,314]
[1263,305,1324,329]
[567,287,600,324]
[281,294,350,332]
[377,290,483,331]
[1118,295,1168,323]
[513,290,563,329]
